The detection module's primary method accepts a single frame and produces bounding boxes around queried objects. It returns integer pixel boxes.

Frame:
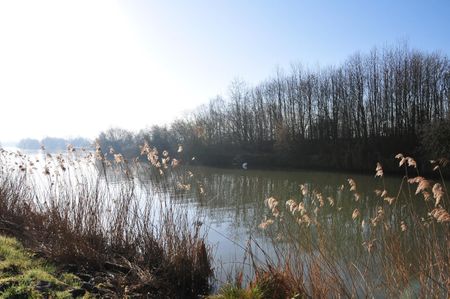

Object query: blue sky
[122,0,450,84]
[0,0,449,142]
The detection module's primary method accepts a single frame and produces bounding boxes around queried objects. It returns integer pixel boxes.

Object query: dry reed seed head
[162,150,169,157]
[297,202,306,215]
[438,158,449,167]
[416,179,432,195]
[408,176,424,184]
[384,196,395,205]
[327,196,335,207]
[432,183,444,207]
[147,149,159,166]
[381,190,388,197]
[352,208,360,220]
[286,199,298,213]
[266,197,279,210]
[354,192,361,202]
[370,207,385,226]
[422,191,432,201]
[114,154,124,164]
[187,171,194,178]
[347,178,357,191]
[272,207,280,218]
[430,159,439,171]
[297,214,312,226]
[171,158,180,167]
[67,144,75,152]
[362,239,376,254]
[400,221,407,232]
[375,162,383,177]
[406,157,417,168]
[313,190,325,207]
[395,153,404,159]
[300,184,308,196]
[265,197,282,218]
[431,158,450,170]
[162,157,170,169]
[176,182,191,191]
[431,208,450,223]
[140,142,151,155]
[177,145,183,153]
[259,218,274,230]
[399,157,407,167]
[109,147,115,154]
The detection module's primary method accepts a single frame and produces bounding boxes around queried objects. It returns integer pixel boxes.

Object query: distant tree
[97,128,138,158]
[41,137,67,151]
[420,119,450,158]
[94,44,450,172]
[17,138,40,149]
[69,137,92,149]
[149,125,176,152]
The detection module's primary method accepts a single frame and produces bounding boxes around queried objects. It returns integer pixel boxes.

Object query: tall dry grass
[217,155,450,298]
[0,144,212,298]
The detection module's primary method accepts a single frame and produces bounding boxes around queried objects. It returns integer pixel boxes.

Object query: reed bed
[0,144,212,298]
[213,156,450,298]
[2,142,449,298]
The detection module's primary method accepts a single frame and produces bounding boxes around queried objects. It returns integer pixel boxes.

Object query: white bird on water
[242,162,248,170]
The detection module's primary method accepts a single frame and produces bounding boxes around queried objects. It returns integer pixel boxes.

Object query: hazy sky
[1,0,449,142]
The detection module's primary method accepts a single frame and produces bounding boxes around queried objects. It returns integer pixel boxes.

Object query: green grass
[208,284,264,299]
[0,235,87,298]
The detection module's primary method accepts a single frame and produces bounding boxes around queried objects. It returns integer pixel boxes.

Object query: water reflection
[2,148,443,293]
[138,166,423,285]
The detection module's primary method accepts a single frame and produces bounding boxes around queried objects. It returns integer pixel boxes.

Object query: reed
[213,155,450,298]
[0,145,212,298]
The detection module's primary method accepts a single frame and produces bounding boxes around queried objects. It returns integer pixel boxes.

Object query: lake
[154,165,415,285]
[2,147,443,295]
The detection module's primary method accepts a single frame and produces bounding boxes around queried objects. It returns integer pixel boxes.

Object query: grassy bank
[0,235,89,298]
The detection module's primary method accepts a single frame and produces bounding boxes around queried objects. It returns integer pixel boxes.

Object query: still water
[163,166,408,285]
[2,147,435,292]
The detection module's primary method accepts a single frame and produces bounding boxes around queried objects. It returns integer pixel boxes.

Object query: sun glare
[0,0,183,141]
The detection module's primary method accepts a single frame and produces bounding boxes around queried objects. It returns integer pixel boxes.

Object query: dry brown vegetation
[2,141,450,298]
[0,144,212,298]
[214,155,450,298]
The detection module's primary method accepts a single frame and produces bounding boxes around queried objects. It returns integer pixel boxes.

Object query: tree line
[17,137,92,151]
[98,44,450,173]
